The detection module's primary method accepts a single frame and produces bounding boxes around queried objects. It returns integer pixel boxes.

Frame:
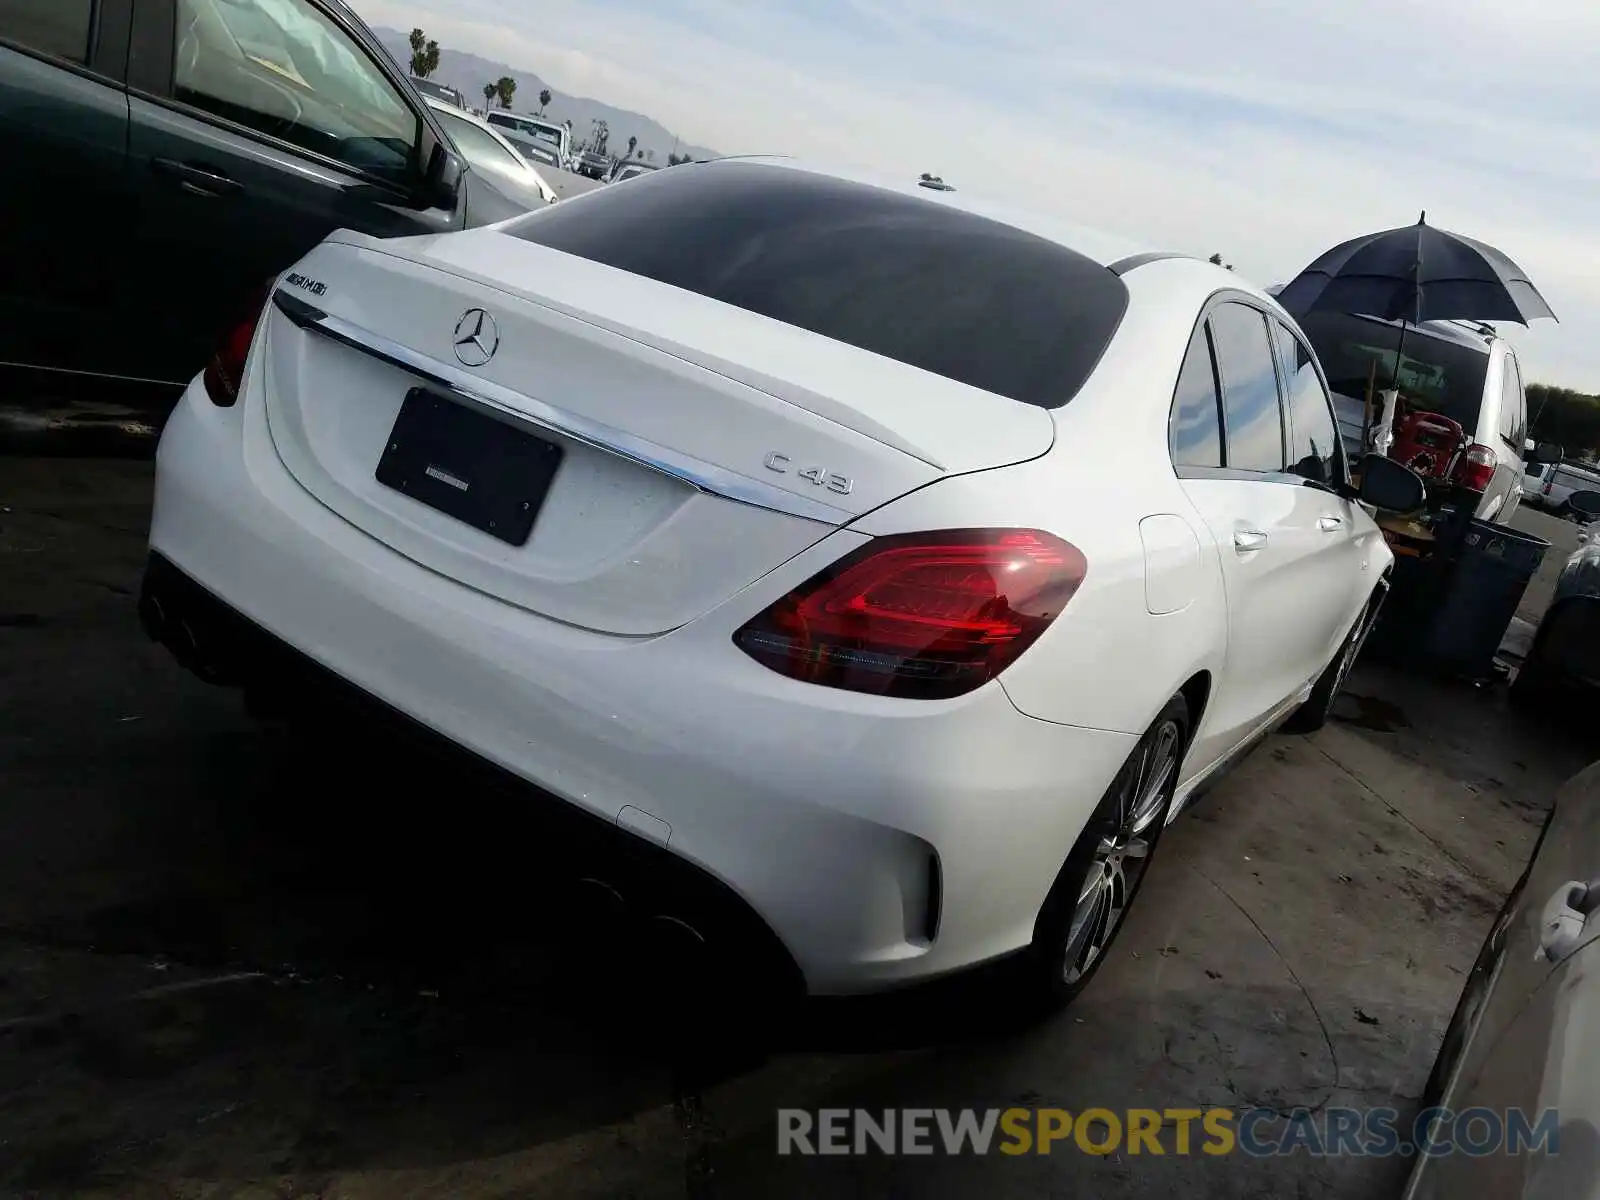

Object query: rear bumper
[146,372,1137,995]
[138,549,808,998]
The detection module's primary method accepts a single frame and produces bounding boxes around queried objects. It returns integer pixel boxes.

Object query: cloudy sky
[359,0,1598,391]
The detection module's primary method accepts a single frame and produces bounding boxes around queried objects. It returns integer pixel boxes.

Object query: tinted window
[0,0,93,62]
[501,161,1131,408]
[1273,320,1343,486]
[1210,303,1285,472]
[1500,355,1525,445]
[1170,324,1224,468]
[1297,310,1490,434]
[173,0,419,182]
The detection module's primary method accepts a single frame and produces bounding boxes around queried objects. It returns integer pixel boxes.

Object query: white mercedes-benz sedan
[140,157,1422,1008]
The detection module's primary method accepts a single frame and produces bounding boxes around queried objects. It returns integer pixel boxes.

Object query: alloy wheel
[1062,718,1181,985]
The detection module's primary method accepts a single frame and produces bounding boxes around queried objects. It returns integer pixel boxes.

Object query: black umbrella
[1276,211,1557,327]
[1276,212,1556,397]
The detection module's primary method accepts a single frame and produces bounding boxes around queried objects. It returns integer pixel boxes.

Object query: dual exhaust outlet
[138,589,231,684]
[568,876,711,961]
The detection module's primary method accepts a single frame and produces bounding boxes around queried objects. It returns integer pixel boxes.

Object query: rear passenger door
[1171,300,1353,771]
[122,0,459,385]
[0,0,136,376]
[1271,316,1371,653]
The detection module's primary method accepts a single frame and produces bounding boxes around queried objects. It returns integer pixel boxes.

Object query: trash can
[1422,520,1550,678]
[1365,547,1437,663]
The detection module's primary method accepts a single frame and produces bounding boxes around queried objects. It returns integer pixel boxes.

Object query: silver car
[1405,748,1600,1198]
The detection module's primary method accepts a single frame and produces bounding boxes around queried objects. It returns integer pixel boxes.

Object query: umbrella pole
[1362,360,1377,453]
[1390,320,1409,393]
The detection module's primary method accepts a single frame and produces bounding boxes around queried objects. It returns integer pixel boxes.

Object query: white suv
[1295,312,1533,524]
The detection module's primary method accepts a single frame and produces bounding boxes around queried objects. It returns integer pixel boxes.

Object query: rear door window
[500,161,1131,408]
[1273,319,1344,487]
[0,0,94,62]
[1500,356,1526,446]
[1209,302,1286,474]
[1169,323,1224,469]
[1297,310,1493,437]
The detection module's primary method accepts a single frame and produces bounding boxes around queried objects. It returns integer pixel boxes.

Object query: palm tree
[538,88,552,115]
[407,28,440,78]
[494,76,517,110]
[482,82,496,110]
[626,135,637,161]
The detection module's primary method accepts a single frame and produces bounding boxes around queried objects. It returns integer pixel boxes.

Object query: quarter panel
[849,449,1228,737]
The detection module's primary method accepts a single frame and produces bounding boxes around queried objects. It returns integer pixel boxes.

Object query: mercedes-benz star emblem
[452,308,499,367]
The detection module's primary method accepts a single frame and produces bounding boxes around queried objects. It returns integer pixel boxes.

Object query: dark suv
[1,0,543,390]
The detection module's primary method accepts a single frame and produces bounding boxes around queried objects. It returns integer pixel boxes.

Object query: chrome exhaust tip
[137,591,167,643]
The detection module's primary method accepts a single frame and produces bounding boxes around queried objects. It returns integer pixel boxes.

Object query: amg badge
[283,272,327,297]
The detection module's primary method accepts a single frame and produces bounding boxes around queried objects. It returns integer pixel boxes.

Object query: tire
[1282,586,1384,734]
[1020,695,1190,1013]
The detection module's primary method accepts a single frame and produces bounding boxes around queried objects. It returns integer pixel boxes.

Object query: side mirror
[1569,492,1600,521]
[1526,441,1563,467]
[1354,453,1427,513]
[423,144,465,209]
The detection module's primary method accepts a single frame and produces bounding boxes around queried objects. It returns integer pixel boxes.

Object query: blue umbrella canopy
[1276,212,1557,327]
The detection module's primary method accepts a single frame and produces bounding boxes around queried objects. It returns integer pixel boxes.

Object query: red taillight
[1454,443,1498,492]
[733,529,1087,700]
[201,282,273,407]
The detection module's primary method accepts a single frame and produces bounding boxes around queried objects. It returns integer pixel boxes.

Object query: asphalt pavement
[2,455,1593,1198]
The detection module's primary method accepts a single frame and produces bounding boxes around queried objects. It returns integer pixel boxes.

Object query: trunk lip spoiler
[269,288,853,527]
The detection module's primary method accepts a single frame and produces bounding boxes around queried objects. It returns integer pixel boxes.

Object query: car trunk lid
[255,233,1053,636]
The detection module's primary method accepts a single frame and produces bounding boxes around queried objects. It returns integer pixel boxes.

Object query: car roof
[424,96,498,134]
[1264,285,1497,355]
[719,156,1158,270]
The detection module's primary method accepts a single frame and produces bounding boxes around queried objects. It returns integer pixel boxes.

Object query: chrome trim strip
[270,289,851,525]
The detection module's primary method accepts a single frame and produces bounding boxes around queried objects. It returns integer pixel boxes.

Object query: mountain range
[373,27,720,164]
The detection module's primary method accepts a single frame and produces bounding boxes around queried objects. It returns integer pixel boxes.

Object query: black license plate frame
[375,387,564,547]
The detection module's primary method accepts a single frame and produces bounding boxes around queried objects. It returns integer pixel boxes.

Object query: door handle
[151,158,242,198]
[1318,515,1344,532]
[1233,529,1268,553]
[1539,878,1599,963]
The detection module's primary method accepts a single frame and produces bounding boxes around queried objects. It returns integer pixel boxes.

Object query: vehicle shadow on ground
[1,712,1066,1191]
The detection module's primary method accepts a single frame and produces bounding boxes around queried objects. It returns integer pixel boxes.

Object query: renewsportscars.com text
[777,1106,1560,1158]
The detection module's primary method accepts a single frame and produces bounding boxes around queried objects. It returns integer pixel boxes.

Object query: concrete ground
[1,458,1593,1199]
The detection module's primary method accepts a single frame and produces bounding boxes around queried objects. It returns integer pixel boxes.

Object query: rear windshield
[499,161,1129,408]
[1297,310,1490,431]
